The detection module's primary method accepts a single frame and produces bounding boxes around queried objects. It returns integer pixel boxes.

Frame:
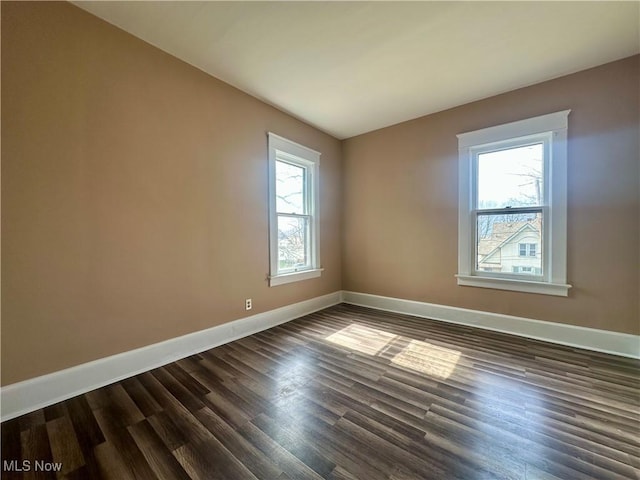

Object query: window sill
[455,274,571,297]
[269,268,323,287]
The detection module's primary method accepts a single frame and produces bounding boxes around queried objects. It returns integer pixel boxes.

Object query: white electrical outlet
[245,298,252,310]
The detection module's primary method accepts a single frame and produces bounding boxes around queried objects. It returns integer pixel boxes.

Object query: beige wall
[2,3,638,387]
[1,2,342,385]
[342,55,640,335]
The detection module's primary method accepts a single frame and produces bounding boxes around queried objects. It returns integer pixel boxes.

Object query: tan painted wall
[342,55,640,335]
[2,2,638,387]
[1,2,342,385]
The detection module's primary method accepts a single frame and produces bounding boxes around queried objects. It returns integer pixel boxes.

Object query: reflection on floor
[1,303,639,479]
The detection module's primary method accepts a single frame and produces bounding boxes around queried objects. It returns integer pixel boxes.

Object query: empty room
[1,1,639,479]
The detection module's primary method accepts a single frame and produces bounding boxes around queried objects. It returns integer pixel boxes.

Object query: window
[268,133,321,286]
[456,111,571,296]
[518,243,537,257]
[512,266,542,275]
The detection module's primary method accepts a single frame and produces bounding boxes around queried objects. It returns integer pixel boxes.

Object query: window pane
[276,160,305,214]
[477,143,543,209]
[477,211,542,276]
[277,215,309,271]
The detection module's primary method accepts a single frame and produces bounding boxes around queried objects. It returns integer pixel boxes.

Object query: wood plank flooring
[2,304,639,479]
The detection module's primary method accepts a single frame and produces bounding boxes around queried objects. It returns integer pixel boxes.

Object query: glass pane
[476,211,542,276]
[277,215,309,271]
[276,160,305,214]
[477,143,543,209]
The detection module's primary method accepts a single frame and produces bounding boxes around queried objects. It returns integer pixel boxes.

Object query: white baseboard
[3,289,637,422]
[1,291,342,422]
[342,291,640,359]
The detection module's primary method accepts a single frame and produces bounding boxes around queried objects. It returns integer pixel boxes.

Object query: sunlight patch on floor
[391,339,461,379]
[325,324,398,356]
[325,324,461,379]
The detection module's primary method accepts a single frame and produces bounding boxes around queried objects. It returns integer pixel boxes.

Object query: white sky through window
[477,143,543,208]
[276,160,305,214]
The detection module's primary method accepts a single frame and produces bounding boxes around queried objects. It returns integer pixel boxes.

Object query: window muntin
[276,201,310,272]
[456,110,571,296]
[268,133,321,286]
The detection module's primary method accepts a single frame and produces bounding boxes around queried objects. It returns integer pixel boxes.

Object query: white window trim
[267,132,322,287]
[455,110,572,297]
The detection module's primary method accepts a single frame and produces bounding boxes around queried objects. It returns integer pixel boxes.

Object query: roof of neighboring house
[478,218,541,264]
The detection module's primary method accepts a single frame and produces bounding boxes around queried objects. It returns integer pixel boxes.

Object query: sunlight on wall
[325,324,461,379]
[391,339,461,379]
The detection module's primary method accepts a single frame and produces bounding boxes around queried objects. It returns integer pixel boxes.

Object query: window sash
[276,214,311,273]
[469,135,550,282]
[274,159,313,275]
[275,158,308,216]
[471,136,550,211]
[472,206,546,281]
[474,141,545,210]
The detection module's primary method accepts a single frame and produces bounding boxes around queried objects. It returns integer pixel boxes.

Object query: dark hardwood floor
[2,303,639,479]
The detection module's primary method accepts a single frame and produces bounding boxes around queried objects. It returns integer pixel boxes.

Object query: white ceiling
[74,1,639,139]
